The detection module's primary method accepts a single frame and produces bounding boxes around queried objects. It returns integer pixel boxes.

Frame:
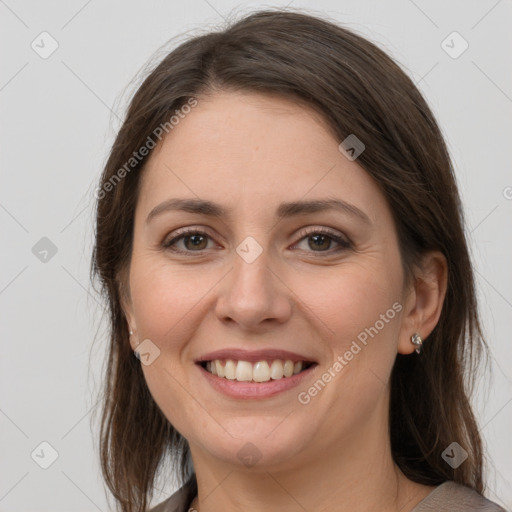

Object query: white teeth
[215,360,225,377]
[270,360,284,379]
[253,361,270,382]
[224,359,236,380]
[235,361,253,381]
[203,358,310,382]
[283,360,294,378]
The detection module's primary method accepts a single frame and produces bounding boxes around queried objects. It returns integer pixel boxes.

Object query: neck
[187,400,434,512]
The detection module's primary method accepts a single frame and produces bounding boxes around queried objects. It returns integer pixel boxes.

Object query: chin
[191,416,317,471]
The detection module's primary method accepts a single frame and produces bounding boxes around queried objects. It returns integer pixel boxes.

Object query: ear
[118,272,138,351]
[397,250,448,355]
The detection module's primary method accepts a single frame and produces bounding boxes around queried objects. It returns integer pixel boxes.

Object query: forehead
[136,91,387,225]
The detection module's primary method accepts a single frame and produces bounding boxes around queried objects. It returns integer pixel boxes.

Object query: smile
[201,359,316,382]
[195,348,319,399]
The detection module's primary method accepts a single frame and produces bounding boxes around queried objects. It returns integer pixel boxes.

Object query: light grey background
[1,1,511,510]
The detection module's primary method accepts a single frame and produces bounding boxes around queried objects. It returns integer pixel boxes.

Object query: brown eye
[182,233,209,250]
[162,230,214,254]
[307,234,332,251]
[294,228,352,254]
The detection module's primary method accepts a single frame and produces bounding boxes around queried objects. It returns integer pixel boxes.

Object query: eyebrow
[146,197,371,225]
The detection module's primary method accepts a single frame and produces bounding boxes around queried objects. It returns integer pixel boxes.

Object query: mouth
[198,358,317,383]
[194,349,319,398]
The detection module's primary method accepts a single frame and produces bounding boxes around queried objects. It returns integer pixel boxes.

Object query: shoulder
[148,486,192,512]
[412,481,509,512]
[148,481,509,512]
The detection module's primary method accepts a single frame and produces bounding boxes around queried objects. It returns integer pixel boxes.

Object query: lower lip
[197,364,317,399]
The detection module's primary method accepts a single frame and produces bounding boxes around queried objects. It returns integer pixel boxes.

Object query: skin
[122,91,448,512]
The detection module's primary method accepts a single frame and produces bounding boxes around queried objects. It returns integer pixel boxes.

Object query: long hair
[91,9,489,511]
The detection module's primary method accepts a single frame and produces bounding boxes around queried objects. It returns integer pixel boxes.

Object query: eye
[292,227,352,255]
[161,226,352,256]
[162,228,217,254]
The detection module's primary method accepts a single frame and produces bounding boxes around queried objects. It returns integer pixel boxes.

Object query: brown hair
[91,8,490,512]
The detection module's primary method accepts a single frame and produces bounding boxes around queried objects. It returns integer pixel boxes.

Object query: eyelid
[162,225,352,254]
[296,225,350,242]
[161,225,219,250]
[291,226,352,252]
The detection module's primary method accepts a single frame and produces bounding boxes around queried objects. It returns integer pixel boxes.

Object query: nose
[214,244,292,332]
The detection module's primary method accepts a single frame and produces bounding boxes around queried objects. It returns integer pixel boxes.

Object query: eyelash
[161,226,352,257]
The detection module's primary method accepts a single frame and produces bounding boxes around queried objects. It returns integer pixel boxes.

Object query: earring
[129,330,134,336]
[411,333,423,354]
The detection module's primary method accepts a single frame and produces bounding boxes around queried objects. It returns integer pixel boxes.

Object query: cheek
[128,259,212,435]
[128,256,212,345]
[296,264,403,433]
[293,261,403,350]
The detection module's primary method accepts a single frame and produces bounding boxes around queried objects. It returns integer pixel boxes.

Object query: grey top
[149,480,508,512]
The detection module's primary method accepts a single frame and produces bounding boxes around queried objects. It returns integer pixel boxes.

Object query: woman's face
[123,91,418,470]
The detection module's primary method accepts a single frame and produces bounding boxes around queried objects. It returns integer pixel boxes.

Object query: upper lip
[195,348,317,364]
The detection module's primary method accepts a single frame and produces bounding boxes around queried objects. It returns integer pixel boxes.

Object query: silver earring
[129,330,134,336]
[411,333,423,354]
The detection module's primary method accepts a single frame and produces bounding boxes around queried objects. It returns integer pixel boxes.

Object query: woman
[91,9,508,512]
